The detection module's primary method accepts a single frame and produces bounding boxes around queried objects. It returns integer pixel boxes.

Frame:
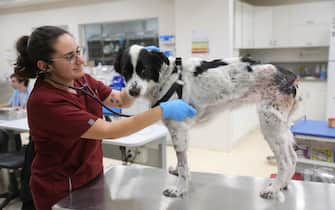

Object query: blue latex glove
[144,45,160,52]
[160,99,197,121]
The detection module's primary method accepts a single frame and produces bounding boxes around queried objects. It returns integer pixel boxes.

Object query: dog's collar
[151,57,184,108]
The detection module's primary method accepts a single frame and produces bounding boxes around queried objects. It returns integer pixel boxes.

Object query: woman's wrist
[120,89,135,107]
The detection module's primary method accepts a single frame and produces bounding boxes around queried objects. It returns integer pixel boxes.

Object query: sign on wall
[191,30,209,54]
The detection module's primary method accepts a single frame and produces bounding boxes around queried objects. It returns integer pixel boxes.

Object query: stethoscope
[47,76,132,118]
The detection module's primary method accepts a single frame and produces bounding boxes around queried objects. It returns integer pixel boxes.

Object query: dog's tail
[275,66,299,98]
[274,65,302,123]
[287,76,303,124]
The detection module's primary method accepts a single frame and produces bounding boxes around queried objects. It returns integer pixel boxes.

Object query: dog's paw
[168,166,179,176]
[260,189,274,199]
[260,184,277,199]
[163,187,184,198]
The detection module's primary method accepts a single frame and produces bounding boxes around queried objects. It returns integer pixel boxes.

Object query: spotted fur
[114,45,300,199]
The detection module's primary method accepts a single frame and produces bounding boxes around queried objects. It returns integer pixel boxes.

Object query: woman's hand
[160,99,197,121]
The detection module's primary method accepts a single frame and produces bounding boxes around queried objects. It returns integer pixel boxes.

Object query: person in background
[0,73,32,109]
[14,25,197,210]
[0,74,32,209]
[0,73,31,151]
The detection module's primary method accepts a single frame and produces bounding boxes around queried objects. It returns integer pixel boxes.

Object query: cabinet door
[272,5,290,47]
[241,2,254,48]
[290,2,335,26]
[234,0,243,49]
[297,81,327,120]
[253,6,273,48]
[289,23,330,47]
[288,1,335,47]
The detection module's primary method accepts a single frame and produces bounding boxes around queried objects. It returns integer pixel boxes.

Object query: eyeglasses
[51,47,84,64]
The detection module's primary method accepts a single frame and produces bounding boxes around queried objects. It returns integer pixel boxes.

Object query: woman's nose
[76,54,85,64]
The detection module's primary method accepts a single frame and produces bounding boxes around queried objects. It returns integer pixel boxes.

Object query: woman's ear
[37,60,51,72]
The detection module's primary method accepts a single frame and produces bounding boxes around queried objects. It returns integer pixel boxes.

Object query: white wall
[174,0,235,58]
[0,0,175,76]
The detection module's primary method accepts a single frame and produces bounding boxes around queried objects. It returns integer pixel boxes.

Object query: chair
[0,131,25,210]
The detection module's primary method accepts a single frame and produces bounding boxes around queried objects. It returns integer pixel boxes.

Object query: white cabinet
[291,80,327,121]
[253,5,290,48]
[253,6,272,48]
[252,5,290,48]
[241,2,254,48]
[234,0,243,49]
[289,2,334,26]
[272,5,290,47]
[289,24,330,47]
[288,2,334,47]
[234,1,253,49]
[235,1,335,49]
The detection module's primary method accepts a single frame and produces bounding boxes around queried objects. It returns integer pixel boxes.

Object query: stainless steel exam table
[53,165,335,210]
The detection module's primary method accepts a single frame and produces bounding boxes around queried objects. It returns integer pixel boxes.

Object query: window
[79,18,159,65]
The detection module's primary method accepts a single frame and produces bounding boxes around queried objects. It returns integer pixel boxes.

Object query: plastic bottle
[320,64,327,80]
[314,64,320,78]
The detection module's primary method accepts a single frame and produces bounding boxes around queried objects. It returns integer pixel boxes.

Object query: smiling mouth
[73,67,83,71]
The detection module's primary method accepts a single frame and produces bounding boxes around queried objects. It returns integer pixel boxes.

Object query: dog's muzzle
[129,83,141,97]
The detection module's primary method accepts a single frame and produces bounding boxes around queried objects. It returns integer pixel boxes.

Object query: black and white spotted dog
[114,44,300,199]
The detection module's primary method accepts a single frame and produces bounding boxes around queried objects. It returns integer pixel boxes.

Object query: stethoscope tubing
[48,76,133,118]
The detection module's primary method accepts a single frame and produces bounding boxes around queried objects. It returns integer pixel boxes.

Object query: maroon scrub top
[27,74,112,210]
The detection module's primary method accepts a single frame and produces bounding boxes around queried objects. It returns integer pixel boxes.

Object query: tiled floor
[2,128,276,210]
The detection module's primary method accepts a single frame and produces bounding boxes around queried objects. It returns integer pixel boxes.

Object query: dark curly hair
[10,73,29,87]
[14,26,70,79]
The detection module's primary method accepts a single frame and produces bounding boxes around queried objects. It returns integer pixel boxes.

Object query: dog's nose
[129,87,140,97]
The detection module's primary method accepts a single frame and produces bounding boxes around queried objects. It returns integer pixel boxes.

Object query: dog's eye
[141,69,150,78]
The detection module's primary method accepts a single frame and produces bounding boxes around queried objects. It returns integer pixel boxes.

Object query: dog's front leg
[164,151,190,197]
[163,124,190,197]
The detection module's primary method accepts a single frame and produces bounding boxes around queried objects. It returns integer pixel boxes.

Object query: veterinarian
[14,25,197,210]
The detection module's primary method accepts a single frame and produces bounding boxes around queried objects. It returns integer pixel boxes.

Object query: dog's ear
[151,51,170,66]
[113,47,125,74]
[113,47,134,82]
[241,55,260,65]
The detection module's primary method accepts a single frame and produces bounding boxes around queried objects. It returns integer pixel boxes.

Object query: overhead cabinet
[255,5,291,48]
[235,1,335,49]
[234,1,253,49]
[288,2,334,47]
[253,6,272,48]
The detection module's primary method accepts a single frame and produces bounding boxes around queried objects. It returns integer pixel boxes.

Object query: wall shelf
[297,158,335,169]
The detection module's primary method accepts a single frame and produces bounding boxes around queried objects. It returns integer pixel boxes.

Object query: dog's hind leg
[277,133,297,191]
[283,137,297,190]
[257,105,296,199]
[163,124,190,197]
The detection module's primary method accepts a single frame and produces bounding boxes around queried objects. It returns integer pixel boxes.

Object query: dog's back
[179,58,298,112]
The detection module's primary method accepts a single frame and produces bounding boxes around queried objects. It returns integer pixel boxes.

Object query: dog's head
[114,45,170,97]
